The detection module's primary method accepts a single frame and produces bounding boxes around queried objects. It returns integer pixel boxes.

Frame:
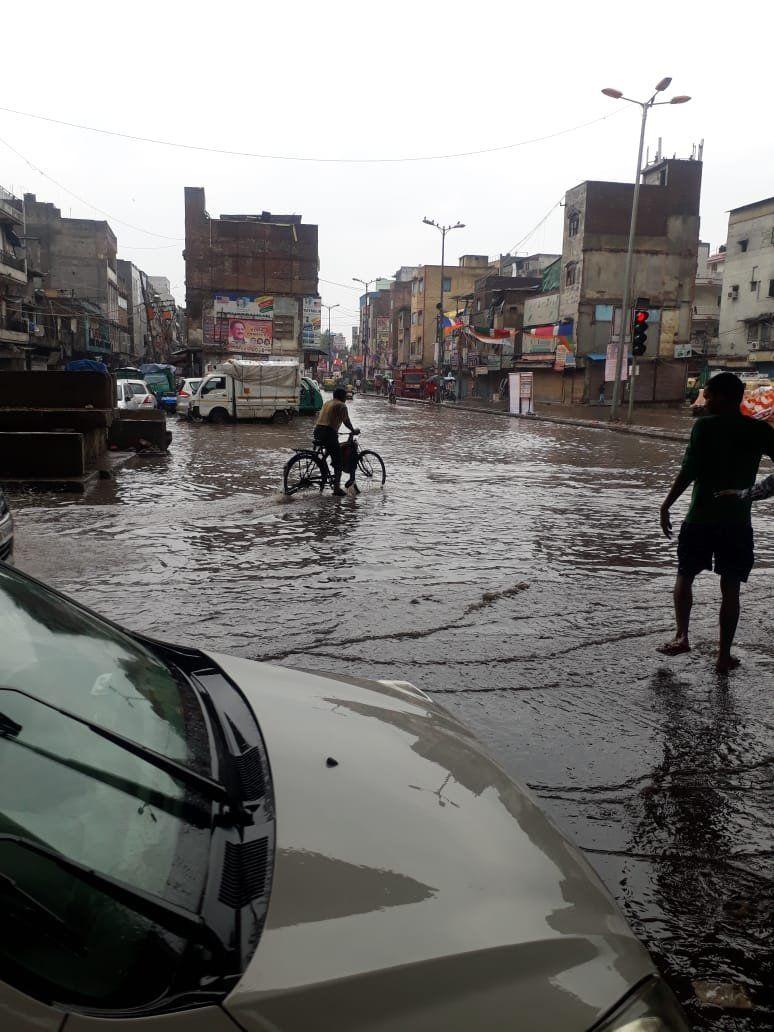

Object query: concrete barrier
[0,371,115,409]
[109,410,171,451]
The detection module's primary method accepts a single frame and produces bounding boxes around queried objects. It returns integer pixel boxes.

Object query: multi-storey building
[184,187,319,373]
[717,197,774,377]
[690,242,723,359]
[389,267,418,369]
[24,193,131,364]
[410,255,490,369]
[522,156,702,404]
[0,186,29,369]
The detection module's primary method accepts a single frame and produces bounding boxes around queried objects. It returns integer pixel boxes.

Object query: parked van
[191,359,301,423]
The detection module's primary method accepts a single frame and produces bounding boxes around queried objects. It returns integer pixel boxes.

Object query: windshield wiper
[0,834,231,963]
[0,686,227,804]
[0,870,85,955]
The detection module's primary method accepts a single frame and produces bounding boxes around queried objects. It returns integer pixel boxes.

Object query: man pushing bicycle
[313,387,360,496]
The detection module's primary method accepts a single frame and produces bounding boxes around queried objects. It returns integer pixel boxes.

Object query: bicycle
[283,432,387,496]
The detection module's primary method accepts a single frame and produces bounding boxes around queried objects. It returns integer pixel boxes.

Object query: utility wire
[0,134,183,241]
[0,104,625,165]
[505,197,565,257]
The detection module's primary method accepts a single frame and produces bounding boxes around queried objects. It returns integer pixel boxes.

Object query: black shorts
[677,522,754,582]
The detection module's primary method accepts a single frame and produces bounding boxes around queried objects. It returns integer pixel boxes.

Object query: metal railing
[0,250,25,273]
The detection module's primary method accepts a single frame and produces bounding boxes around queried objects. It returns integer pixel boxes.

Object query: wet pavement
[11,399,774,1029]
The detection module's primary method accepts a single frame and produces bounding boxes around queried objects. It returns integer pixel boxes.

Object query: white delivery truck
[191,359,301,423]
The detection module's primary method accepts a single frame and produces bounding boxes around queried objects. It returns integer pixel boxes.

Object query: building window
[769,279,774,298]
[565,262,578,287]
[411,312,417,325]
[568,212,580,237]
[594,304,614,321]
[442,277,451,292]
[761,322,771,345]
[747,324,759,346]
[418,278,424,294]
[739,239,748,252]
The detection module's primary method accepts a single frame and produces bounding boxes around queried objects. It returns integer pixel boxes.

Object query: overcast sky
[1,0,771,337]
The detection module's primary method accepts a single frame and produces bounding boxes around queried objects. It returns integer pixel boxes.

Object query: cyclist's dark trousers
[313,426,342,486]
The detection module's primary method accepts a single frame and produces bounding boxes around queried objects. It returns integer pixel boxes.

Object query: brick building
[184,187,318,373]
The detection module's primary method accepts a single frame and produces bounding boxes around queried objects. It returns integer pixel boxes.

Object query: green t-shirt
[681,413,774,525]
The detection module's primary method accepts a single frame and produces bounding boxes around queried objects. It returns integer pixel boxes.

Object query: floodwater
[12,399,774,1029]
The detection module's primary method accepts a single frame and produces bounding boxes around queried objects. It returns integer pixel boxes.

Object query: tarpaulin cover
[219,359,300,390]
[139,364,176,375]
[65,359,109,374]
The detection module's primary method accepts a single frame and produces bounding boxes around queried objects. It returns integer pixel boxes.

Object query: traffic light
[632,309,649,356]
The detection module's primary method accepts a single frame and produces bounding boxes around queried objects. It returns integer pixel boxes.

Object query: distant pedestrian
[658,373,774,673]
[598,384,606,405]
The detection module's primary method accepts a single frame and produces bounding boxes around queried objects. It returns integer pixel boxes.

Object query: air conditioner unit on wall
[749,341,759,351]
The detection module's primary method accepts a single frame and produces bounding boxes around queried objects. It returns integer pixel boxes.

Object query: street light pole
[422,218,465,377]
[601,80,691,423]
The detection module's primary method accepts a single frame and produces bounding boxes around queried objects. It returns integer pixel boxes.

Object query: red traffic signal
[632,308,649,356]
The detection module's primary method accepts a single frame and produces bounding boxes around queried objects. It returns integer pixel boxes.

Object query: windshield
[130,383,149,394]
[0,566,213,1010]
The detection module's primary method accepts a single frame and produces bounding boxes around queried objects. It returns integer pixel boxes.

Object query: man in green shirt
[659,372,774,673]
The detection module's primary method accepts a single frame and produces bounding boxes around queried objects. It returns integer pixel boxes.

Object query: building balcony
[0,322,29,346]
[0,187,24,226]
[0,250,26,284]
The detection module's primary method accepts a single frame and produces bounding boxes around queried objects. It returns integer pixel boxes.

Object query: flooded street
[12,399,774,1029]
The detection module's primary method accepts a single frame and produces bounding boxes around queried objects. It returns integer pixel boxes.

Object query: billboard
[302,297,322,347]
[225,317,272,354]
[213,293,273,318]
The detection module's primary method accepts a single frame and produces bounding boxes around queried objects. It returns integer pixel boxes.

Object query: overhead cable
[0,104,625,165]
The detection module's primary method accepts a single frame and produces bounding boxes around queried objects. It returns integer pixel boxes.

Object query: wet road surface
[12,400,774,1028]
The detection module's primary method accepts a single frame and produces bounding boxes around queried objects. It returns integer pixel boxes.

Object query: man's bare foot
[715,655,741,674]
[657,637,691,656]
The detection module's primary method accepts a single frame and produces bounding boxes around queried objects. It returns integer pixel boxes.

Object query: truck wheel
[209,408,230,425]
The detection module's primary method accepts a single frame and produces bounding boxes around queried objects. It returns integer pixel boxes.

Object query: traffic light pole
[610,99,650,422]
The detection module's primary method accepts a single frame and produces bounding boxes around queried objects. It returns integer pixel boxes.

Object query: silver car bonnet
[210,656,653,1032]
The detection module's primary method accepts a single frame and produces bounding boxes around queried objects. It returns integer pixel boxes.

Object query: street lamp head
[601,87,623,99]
[655,76,672,92]
[453,222,465,230]
[670,95,691,104]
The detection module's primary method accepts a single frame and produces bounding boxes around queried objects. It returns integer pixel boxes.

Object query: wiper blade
[0,869,85,955]
[0,686,227,804]
[0,835,231,962]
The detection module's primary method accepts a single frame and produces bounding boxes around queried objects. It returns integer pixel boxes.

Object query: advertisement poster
[213,293,273,318]
[226,317,272,354]
[605,341,628,383]
[302,297,322,347]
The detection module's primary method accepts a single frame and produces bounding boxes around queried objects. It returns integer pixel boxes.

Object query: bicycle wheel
[284,451,326,495]
[356,450,386,489]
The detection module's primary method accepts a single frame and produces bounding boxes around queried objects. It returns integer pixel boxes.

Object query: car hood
[209,656,652,1032]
